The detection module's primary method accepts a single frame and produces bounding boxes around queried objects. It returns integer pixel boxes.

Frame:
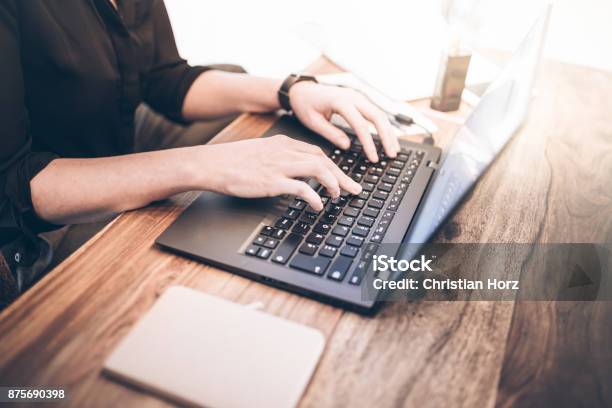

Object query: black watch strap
[278,73,318,112]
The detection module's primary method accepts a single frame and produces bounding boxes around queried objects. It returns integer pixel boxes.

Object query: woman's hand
[288,82,400,163]
[199,135,363,211]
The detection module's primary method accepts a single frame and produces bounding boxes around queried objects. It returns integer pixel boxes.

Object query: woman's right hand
[197,135,362,211]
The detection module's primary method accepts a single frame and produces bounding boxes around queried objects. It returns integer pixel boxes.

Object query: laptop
[156,7,550,313]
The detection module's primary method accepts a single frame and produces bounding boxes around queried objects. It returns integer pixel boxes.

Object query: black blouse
[0,0,209,245]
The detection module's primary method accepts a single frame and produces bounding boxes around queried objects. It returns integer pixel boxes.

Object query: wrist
[238,76,282,113]
[186,144,229,193]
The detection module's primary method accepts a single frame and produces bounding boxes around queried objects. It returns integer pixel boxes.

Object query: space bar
[271,233,302,264]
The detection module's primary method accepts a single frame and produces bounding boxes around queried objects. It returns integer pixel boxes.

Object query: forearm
[182,70,282,121]
[30,147,205,225]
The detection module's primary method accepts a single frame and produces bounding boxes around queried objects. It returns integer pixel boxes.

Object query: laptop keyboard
[244,139,425,286]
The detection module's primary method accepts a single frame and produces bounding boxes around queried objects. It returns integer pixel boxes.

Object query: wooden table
[0,57,610,408]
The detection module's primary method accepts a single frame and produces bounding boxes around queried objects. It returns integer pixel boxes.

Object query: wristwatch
[278,73,318,112]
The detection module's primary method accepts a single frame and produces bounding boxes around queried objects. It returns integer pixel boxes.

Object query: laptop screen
[405,6,551,244]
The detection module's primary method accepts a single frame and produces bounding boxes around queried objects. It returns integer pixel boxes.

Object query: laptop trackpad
[156,192,279,262]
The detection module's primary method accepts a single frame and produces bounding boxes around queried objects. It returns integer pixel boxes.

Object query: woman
[0,0,398,300]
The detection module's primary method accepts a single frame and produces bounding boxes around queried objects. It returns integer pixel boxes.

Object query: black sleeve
[141,0,212,122]
[0,0,59,245]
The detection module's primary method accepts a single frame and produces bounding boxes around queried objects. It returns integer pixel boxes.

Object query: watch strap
[278,74,318,112]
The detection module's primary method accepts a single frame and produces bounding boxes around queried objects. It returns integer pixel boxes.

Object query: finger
[285,160,341,199]
[335,104,379,162]
[278,179,323,211]
[281,135,327,157]
[306,113,351,150]
[322,156,362,195]
[356,101,399,158]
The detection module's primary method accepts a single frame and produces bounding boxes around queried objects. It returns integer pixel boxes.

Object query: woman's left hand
[289,82,400,163]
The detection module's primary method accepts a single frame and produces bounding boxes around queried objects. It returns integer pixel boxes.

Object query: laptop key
[288,199,306,210]
[257,248,272,259]
[271,233,302,264]
[328,255,353,281]
[353,225,370,237]
[369,199,384,209]
[332,225,350,237]
[374,225,388,235]
[338,216,356,227]
[364,175,380,184]
[349,259,369,285]
[363,208,380,218]
[349,198,366,209]
[326,235,344,247]
[290,254,331,276]
[390,160,405,169]
[260,226,275,236]
[373,190,389,201]
[305,205,321,215]
[319,245,337,258]
[346,235,364,247]
[370,232,384,243]
[340,245,359,258]
[357,216,375,227]
[275,218,293,230]
[386,167,401,177]
[382,175,397,184]
[330,196,346,206]
[325,203,343,215]
[344,207,360,217]
[292,221,310,235]
[382,211,395,221]
[284,209,300,220]
[358,190,370,200]
[253,235,267,246]
[299,242,318,256]
[361,182,375,192]
[378,183,394,192]
[273,229,286,239]
[299,212,318,224]
[396,153,410,162]
[314,222,332,235]
[378,218,391,228]
[395,186,407,198]
[362,243,379,261]
[322,213,337,225]
[263,238,279,249]
[368,167,384,176]
[245,245,260,256]
[318,188,331,198]
[306,233,325,245]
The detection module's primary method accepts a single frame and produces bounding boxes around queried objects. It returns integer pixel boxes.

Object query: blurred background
[165,0,611,95]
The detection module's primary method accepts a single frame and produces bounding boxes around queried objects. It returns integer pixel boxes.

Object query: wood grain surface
[0,57,610,408]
